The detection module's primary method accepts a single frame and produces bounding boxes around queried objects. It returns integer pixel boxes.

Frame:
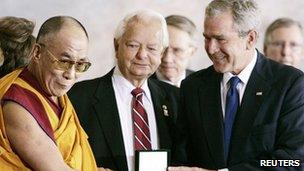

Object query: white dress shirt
[221,50,257,118]
[112,66,159,171]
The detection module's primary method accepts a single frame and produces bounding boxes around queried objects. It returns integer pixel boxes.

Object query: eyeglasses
[39,43,91,73]
[269,41,303,51]
[165,47,188,58]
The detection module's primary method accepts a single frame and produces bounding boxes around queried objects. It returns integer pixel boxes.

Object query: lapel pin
[256,92,263,96]
[162,105,169,116]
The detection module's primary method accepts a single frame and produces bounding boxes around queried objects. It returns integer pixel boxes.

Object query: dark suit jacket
[68,68,181,171]
[185,69,194,77]
[150,69,194,84]
[177,52,304,171]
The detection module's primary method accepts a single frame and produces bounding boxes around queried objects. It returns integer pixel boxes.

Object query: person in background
[0,16,97,170]
[0,16,36,77]
[264,18,304,69]
[153,15,197,87]
[69,10,181,171]
[170,0,304,170]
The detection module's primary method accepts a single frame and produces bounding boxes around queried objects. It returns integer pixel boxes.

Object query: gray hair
[114,9,169,49]
[166,15,197,40]
[205,0,261,37]
[264,18,304,45]
[165,15,198,46]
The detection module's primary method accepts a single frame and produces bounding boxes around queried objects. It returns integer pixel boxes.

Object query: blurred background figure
[264,18,304,69]
[0,16,35,77]
[154,15,197,87]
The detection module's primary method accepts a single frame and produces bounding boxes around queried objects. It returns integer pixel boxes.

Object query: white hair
[114,9,169,49]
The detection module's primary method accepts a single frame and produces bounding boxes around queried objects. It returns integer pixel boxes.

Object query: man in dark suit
[152,15,197,87]
[169,0,304,171]
[69,10,181,171]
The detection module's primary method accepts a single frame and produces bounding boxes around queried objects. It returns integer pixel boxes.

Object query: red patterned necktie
[131,87,152,150]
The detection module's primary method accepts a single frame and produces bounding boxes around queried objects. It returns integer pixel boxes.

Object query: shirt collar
[223,49,257,85]
[113,66,151,102]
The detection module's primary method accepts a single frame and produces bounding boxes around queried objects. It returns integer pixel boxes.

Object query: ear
[160,47,168,57]
[32,43,42,62]
[246,30,258,50]
[189,45,197,57]
[263,44,268,56]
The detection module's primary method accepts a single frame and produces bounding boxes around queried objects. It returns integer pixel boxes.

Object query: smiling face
[264,25,304,67]
[203,11,254,74]
[33,25,89,97]
[158,26,195,82]
[115,19,163,84]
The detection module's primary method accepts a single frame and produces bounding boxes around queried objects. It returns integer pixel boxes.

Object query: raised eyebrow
[203,33,225,39]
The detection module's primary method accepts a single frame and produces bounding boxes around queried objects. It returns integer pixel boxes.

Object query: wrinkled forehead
[43,29,89,61]
[126,18,162,34]
[49,26,87,46]
[117,22,162,49]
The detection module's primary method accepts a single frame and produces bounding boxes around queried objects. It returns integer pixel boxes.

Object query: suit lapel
[199,70,226,165]
[229,53,272,160]
[93,69,128,171]
[148,79,172,149]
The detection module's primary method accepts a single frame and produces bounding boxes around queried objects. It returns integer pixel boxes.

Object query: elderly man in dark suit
[169,0,304,171]
[69,10,181,171]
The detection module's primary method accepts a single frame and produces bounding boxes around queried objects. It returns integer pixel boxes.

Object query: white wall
[1,0,303,81]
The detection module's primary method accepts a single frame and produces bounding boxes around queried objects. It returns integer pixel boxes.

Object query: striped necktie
[131,87,152,150]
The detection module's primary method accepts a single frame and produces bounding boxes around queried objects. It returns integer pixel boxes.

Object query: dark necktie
[224,76,240,160]
[131,87,152,151]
